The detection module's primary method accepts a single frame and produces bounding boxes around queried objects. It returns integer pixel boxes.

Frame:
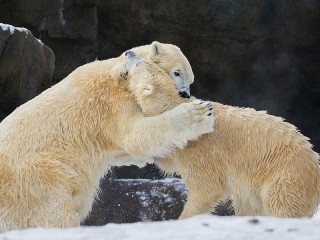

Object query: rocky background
[0,0,319,224]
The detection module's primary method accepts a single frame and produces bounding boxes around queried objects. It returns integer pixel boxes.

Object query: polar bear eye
[174,71,180,77]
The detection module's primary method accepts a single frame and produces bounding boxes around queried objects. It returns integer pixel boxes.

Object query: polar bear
[98,41,194,98]
[120,51,320,218]
[0,48,213,230]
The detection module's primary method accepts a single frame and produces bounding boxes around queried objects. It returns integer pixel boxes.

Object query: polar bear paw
[171,99,214,140]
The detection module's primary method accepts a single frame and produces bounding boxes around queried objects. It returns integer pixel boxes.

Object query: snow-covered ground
[0,177,318,239]
[1,214,320,240]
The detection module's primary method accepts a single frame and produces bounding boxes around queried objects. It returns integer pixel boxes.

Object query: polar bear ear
[150,41,164,56]
[124,50,142,75]
[125,50,142,70]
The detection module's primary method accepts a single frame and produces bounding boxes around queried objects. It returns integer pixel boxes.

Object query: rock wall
[0,0,319,152]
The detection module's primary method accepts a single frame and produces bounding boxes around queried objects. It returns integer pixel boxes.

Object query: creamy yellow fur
[0,43,212,230]
[121,53,320,219]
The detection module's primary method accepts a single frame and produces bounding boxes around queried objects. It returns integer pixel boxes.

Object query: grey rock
[0,24,54,120]
[82,178,234,225]
[0,0,98,83]
[82,178,188,225]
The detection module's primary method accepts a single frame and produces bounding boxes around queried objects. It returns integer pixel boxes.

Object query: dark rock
[0,0,98,83]
[82,177,234,225]
[38,0,98,82]
[0,24,54,120]
[107,163,168,180]
[82,178,188,225]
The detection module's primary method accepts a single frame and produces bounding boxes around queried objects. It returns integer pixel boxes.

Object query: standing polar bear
[120,51,320,218]
[0,43,214,231]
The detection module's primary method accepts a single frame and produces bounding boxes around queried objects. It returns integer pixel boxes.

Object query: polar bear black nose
[179,91,190,98]
[125,51,136,58]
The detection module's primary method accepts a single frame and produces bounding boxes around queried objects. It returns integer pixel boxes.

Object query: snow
[1,214,320,240]
[0,23,29,35]
[0,178,318,239]
[0,23,45,45]
[37,38,44,45]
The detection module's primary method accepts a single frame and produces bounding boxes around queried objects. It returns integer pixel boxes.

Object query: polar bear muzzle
[179,91,190,98]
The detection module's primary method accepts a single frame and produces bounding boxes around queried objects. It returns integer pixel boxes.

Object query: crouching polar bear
[0,43,213,230]
[119,51,320,218]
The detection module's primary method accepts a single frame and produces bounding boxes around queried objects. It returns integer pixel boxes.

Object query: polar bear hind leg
[261,176,317,217]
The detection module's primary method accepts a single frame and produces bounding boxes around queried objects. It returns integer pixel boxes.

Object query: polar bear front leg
[122,99,214,159]
[168,99,214,143]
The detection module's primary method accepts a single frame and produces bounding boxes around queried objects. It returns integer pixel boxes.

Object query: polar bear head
[130,41,194,98]
[115,50,187,116]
